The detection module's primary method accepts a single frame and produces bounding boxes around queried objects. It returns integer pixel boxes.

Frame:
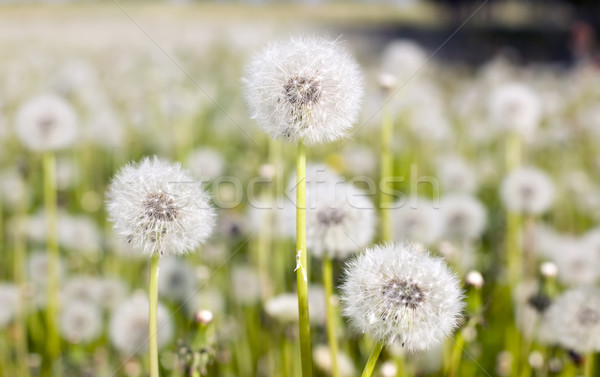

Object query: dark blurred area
[355,0,600,66]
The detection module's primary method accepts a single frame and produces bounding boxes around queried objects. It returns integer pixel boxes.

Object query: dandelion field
[1,2,600,377]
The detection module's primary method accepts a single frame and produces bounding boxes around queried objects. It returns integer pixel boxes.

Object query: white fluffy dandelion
[15,93,78,151]
[306,182,376,260]
[0,284,19,328]
[436,156,478,194]
[500,167,555,215]
[59,300,102,344]
[380,40,427,82]
[439,194,487,240]
[242,36,364,145]
[313,344,356,377]
[540,287,600,352]
[109,293,174,355]
[488,82,541,139]
[340,243,463,352]
[392,197,442,246]
[106,156,215,257]
[157,257,197,302]
[185,147,226,181]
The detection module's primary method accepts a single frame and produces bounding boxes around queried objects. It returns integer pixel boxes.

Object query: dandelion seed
[340,243,463,352]
[242,36,364,145]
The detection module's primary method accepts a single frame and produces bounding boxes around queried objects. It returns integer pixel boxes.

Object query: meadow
[1,3,600,377]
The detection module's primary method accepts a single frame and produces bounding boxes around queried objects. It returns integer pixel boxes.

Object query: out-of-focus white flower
[231,265,262,305]
[106,156,215,257]
[313,344,356,377]
[27,251,66,287]
[436,156,478,194]
[264,293,298,323]
[158,257,197,302]
[408,108,452,142]
[264,285,328,325]
[380,40,427,82]
[488,82,541,139]
[306,182,376,260]
[59,300,102,344]
[392,197,442,246]
[549,238,599,287]
[340,145,377,176]
[439,194,487,240]
[109,293,173,355]
[0,169,27,209]
[185,288,226,319]
[185,147,226,181]
[465,270,484,289]
[0,284,19,328]
[500,167,554,215]
[340,243,464,352]
[15,93,78,151]
[242,36,364,145]
[540,287,600,352]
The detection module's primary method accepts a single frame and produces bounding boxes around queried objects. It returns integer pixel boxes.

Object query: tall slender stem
[149,252,160,377]
[43,152,60,371]
[380,107,393,243]
[505,131,523,287]
[323,256,339,377]
[585,353,595,377]
[361,341,384,377]
[14,192,30,377]
[296,140,313,377]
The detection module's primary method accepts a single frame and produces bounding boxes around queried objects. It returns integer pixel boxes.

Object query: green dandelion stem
[323,256,340,377]
[296,140,313,377]
[361,341,384,377]
[43,151,60,370]
[149,251,160,377]
[380,106,394,243]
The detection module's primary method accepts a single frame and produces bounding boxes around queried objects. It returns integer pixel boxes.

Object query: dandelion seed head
[0,284,19,328]
[158,257,197,302]
[307,183,376,260]
[313,344,356,377]
[109,293,173,355]
[436,156,478,194]
[340,243,464,352]
[106,156,215,257]
[59,300,102,344]
[15,93,78,151]
[488,82,541,138]
[540,287,600,352]
[242,36,364,145]
[392,197,442,246]
[185,147,225,181]
[439,194,487,240]
[500,167,554,215]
